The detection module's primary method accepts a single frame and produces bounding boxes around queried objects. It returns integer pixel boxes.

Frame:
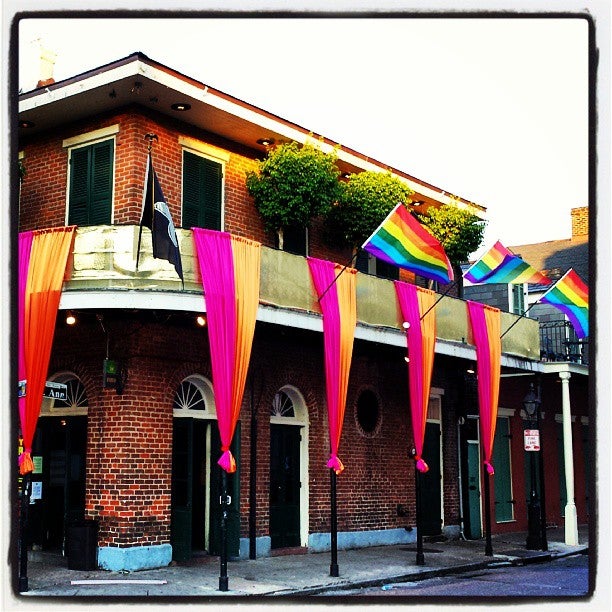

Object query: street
[317,553,590,598]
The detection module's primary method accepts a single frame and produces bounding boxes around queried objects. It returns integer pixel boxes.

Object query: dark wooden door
[420,422,442,536]
[171,419,193,561]
[269,424,301,549]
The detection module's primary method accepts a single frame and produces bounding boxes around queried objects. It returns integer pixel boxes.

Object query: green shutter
[493,417,514,522]
[68,139,113,226]
[68,147,90,225]
[89,140,114,225]
[182,151,222,230]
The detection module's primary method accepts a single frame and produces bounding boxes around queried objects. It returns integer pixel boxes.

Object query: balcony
[539,320,589,366]
[60,226,540,361]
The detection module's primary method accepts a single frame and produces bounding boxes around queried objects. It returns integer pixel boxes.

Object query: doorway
[269,424,301,548]
[30,415,88,551]
[466,440,483,539]
[269,387,309,550]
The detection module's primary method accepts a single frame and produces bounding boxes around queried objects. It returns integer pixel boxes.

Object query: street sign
[524,429,540,451]
[43,381,68,401]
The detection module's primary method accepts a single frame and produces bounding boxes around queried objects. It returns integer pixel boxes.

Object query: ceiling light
[196,315,206,327]
[404,356,410,363]
[402,321,411,329]
[466,368,475,375]
[66,311,76,325]
[19,120,35,128]
[256,138,275,146]
[411,200,424,206]
[171,102,191,111]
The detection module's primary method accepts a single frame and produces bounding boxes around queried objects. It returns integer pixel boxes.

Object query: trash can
[66,520,98,570]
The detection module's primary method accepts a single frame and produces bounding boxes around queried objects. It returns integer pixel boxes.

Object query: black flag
[138,154,183,283]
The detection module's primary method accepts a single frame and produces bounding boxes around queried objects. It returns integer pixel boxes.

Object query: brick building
[16,53,584,573]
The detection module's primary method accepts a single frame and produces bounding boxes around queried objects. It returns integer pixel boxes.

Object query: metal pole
[415,462,425,565]
[535,390,548,552]
[248,377,257,560]
[329,469,339,577]
[18,473,32,592]
[218,469,229,592]
[419,280,457,320]
[499,301,539,339]
[317,252,359,303]
[483,462,493,556]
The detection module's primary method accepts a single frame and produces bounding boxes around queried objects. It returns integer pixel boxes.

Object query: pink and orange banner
[308,258,357,474]
[395,282,436,473]
[18,227,76,474]
[467,301,501,475]
[193,229,260,473]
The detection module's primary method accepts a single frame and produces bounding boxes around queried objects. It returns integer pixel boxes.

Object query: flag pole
[136,134,158,272]
[419,280,457,320]
[317,251,359,303]
[499,300,540,339]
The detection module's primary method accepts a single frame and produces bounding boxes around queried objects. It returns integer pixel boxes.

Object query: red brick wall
[48,314,468,548]
[18,108,353,263]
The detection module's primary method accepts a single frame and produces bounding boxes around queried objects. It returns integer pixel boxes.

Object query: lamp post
[523,382,543,550]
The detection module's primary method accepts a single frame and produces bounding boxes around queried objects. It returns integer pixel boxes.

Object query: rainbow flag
[361,203,453,284]
[463,240,551,285]
[540,268,589,339]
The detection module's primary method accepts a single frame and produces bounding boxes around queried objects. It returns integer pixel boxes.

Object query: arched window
[41,372,88,416]
[173,375,216,419]
[270,386,308,425]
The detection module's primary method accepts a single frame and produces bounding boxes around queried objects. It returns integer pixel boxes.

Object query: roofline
[19,51,486,214]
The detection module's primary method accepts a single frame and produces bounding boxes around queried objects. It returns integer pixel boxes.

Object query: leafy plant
[326,170,414,251]
[245,141,341,236]
[415,200,485,295]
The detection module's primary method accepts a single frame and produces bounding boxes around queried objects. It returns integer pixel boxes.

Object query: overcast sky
[16,14,589,256]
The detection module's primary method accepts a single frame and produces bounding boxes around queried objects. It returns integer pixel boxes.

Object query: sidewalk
[18,525,588,598]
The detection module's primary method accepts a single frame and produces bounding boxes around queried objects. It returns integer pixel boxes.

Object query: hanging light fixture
[65,311,76,325]
[196,315,207,327]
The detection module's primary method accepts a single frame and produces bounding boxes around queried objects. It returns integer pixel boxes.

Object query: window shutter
[89,140,113,225]
[356,250,370,274]
[68,147,90,225]
[200,156,222,231]
[68,139,113,226]
[182,151,222,230]
[182,151,201,229]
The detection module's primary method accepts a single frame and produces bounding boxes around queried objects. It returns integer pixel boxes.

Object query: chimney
[571,207,588,240]
[36,44,57,88]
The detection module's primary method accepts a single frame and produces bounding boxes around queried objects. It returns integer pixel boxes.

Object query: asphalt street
[317,553,590,598]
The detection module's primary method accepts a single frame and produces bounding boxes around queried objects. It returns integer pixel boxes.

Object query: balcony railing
[539,320,589,365]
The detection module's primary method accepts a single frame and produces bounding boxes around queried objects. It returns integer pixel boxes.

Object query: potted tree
[414,199,485,297]
[325,170,414,256]
[246,140,341,252]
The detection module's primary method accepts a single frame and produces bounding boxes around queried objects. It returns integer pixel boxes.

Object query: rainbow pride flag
[361,203,453,284]
[540,268,589,339]
[463,240,551,285]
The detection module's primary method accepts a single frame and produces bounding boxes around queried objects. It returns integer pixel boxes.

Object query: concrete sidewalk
[18,526,588,598]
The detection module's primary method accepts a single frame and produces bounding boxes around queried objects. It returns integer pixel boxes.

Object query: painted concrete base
[98,544,172,572]
[308,527,415,553]
[443,525,461,540]
[238,536,272,560]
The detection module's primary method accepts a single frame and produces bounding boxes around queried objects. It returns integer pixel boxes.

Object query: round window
[355,389,380,436]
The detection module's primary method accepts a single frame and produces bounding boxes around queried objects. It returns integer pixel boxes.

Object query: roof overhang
[19,53,486,217]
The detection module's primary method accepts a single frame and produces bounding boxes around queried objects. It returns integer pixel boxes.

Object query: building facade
[16,53,583,573]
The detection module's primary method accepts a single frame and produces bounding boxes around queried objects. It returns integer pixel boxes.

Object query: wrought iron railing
[539,320,589,365]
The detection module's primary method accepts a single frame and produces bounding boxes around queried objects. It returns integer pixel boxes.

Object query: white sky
[17,15,589,256]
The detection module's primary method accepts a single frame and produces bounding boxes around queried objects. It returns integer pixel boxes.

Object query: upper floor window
[64,125,118,226]
[511,283,526,315]
[182,149,223,231]
[276,225,308,257]
[356,250,399,281]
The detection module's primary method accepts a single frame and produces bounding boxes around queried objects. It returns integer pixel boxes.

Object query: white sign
[524,429,540,451]
[30,481,42,501]
[43,381,68,401]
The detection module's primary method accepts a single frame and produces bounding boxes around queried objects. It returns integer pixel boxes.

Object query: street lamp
[523,382,545,550]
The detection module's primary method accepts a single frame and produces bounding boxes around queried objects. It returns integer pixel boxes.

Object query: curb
[272,545,589,596]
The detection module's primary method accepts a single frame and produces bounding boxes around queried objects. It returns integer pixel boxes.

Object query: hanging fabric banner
[19,226,76,474]
[307,257,357,474]
[192,228,261,473]
[395,282,437,473]
[467,301,501,475]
